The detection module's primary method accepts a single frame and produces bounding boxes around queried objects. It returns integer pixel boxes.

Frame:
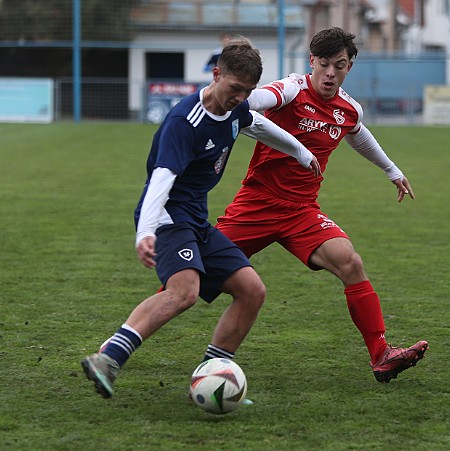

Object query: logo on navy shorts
[178,248,194,261]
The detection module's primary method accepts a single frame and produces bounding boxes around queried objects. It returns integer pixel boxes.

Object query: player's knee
[179,290,198,310]
[245,279,266,308]
[166,287,198,311]
[342,252,365,278]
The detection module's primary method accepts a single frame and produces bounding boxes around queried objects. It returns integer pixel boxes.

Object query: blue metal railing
[73,0,81,122]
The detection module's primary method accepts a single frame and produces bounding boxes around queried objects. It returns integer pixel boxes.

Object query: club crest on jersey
[214,147,229,174]
[178,248,193,261]
[333,109,345,125]
[232,119,239,140]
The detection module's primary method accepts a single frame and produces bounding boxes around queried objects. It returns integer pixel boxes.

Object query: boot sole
[373,343,429,383]
[81,358,114,398]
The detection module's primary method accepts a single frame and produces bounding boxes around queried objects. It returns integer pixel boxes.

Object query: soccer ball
[190,358,247,414]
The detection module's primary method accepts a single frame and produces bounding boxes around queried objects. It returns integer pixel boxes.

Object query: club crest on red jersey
[333,109,345,125]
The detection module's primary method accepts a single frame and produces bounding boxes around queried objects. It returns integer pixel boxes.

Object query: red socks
[344,280,387,364]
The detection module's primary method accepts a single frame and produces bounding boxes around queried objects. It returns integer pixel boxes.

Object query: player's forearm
[345,124,403,181]
[241,111,313,168]
[135,167,177,246]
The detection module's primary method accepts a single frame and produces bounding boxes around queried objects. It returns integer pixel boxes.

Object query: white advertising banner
[423,85,450,125]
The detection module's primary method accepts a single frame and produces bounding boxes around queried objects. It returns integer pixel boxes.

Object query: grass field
[1,123,449,450]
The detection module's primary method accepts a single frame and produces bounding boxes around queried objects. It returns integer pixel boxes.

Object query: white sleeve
[248,73,303,111]
[135,167,177,246]
[247,89,278,112]
[345,124,403,181]
[240,111,313,168]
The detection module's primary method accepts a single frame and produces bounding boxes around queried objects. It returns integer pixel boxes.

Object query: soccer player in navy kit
[81,37,321,399]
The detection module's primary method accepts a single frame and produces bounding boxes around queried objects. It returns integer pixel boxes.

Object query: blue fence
[299,52,446,119]
[342,53,446,116]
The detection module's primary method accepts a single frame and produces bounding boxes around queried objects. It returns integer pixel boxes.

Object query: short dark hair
[218,36,263,85]
[310,27,358,60]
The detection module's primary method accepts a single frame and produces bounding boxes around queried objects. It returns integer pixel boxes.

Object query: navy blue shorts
[154,222,252,303]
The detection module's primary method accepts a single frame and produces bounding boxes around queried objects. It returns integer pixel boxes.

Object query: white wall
[422,0,450,84]
[128,31,306,114]
[422,0,450,48]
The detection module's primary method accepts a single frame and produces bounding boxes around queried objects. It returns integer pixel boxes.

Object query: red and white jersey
[244,73,363,203]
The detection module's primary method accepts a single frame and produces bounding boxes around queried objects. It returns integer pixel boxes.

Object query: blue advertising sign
[0,78,54,123]
[146,82,203,124]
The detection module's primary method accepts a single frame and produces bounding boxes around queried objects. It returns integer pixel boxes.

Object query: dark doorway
[146,52,184,80]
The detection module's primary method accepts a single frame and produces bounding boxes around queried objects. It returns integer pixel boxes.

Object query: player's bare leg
[209,266,265,354]
[126,269,200,339]
[82,269,201,398]
[200,266,265,406]
[309,237,366,286]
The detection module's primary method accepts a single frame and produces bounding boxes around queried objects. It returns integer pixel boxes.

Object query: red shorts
[216,184,349,270]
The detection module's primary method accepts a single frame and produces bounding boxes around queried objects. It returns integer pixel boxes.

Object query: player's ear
[347,60,354,74]
[309,53,314,69]
[212,66,221,81]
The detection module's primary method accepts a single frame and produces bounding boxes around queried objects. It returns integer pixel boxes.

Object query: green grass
[0,123,449,450]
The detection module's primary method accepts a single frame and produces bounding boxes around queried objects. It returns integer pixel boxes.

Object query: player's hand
[307,156,322,177]
[136,236,157,268]
[392,176,415,202]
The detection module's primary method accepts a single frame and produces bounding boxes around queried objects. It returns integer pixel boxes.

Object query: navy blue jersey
[135,89,254,229]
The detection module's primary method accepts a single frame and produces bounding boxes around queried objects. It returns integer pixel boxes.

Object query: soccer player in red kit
[216,27,428,383]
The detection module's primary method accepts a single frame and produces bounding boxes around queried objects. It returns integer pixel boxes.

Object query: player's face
[309,50,353,100]
[213,69,257,113]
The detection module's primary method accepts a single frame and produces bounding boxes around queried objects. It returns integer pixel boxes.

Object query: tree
[82,0,139,41]
[0,0,138,42]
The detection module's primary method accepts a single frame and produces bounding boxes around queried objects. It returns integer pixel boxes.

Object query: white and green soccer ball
[190,358,247,414]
